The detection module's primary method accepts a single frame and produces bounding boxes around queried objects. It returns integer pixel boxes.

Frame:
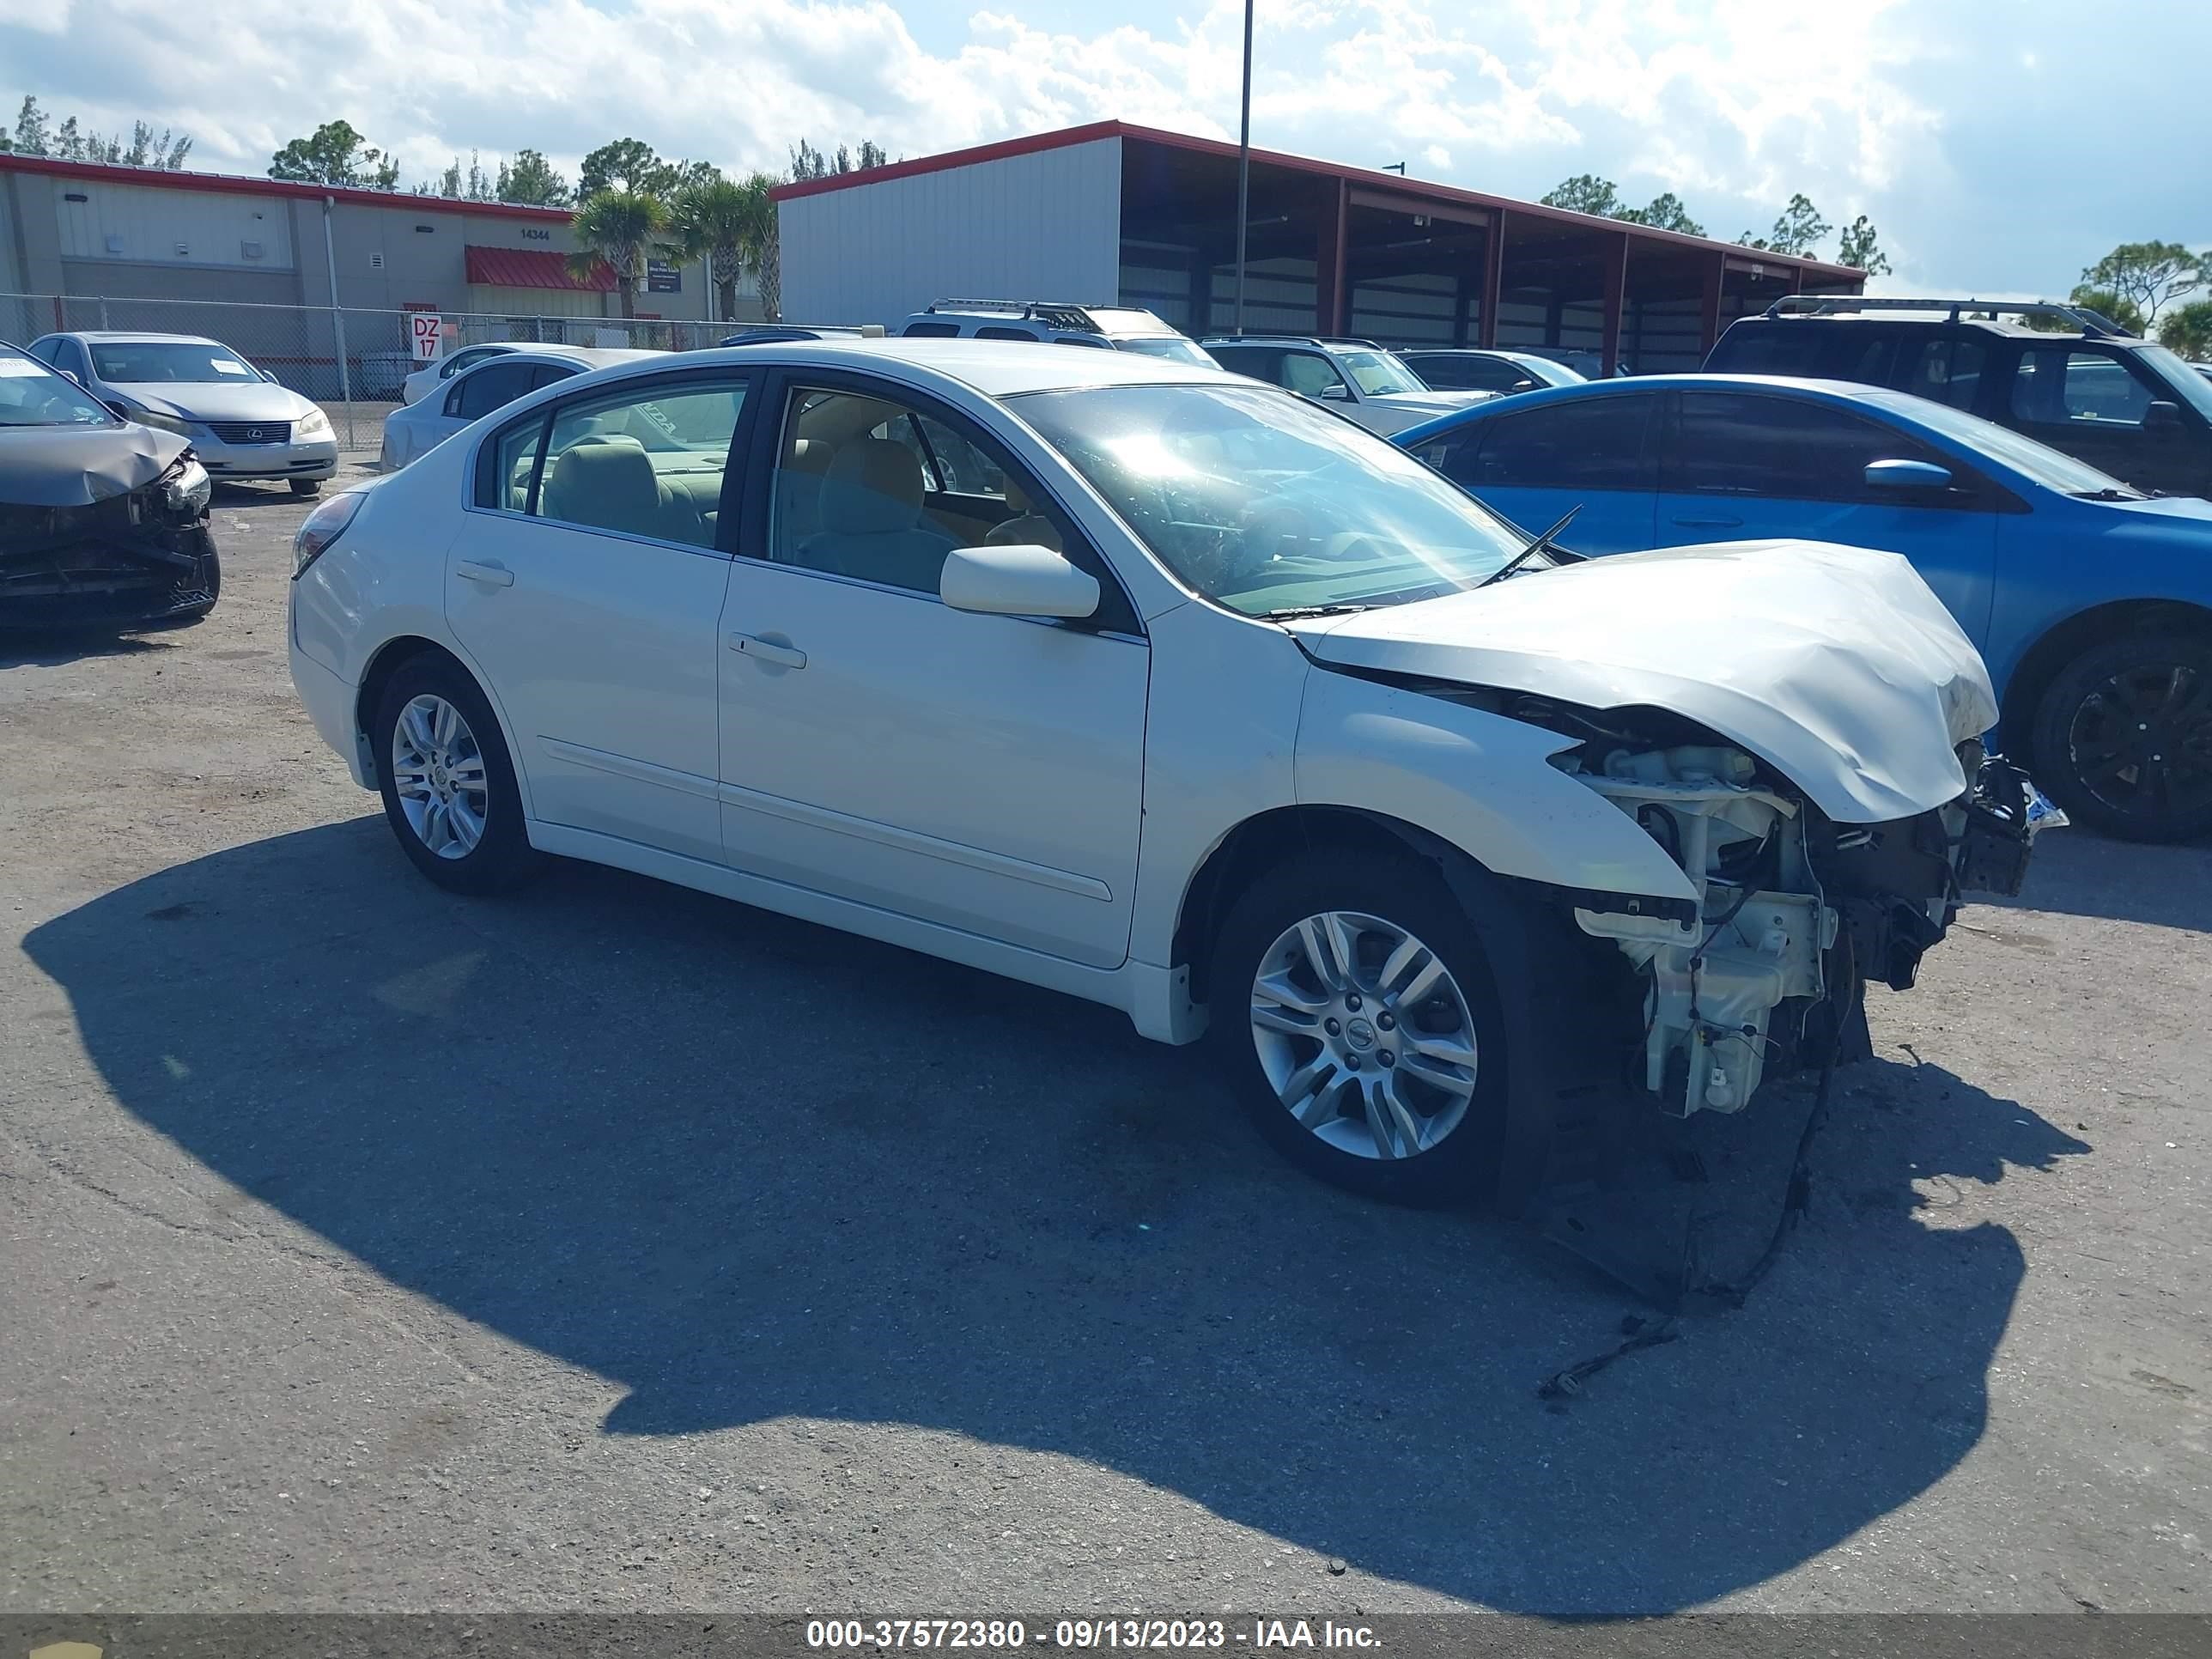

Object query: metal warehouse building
[0,154,754,397]
[778,121,1866,374]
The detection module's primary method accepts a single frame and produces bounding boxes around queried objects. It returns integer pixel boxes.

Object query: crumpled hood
[106,380,313,423]
[1286,539,1998,823]
[0,422,188,507]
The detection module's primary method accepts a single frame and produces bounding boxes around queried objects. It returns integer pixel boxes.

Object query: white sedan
[290,340,2036,1204]
[401,341,529,407]
[377,347,659,471]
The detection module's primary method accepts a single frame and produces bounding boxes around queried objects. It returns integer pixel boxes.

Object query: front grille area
[205,420,289,445]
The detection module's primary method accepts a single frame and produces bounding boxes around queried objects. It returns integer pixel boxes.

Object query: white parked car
[401,341,531,407]
[291,341,2036,1204]
[28,331,338,494]
[1202,337,1492,435]
[378,347,660,471]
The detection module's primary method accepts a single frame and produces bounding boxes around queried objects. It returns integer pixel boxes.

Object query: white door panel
[446,514,729,861]
[716,562,1148,968]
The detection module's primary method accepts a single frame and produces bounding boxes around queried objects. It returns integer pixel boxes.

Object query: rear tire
[372,655,538,894]
[1206,850,1507,1206]
[2031,632,2212,842]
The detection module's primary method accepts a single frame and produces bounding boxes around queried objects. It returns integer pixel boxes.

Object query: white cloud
[3,0,2208,295]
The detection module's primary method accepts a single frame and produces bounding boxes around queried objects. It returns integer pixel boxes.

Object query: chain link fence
[1,293,730,455]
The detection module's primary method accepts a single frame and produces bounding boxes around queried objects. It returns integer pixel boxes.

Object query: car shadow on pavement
[0,627,192,671]
[1990,825,2212,933]
[21,819,2089,1614]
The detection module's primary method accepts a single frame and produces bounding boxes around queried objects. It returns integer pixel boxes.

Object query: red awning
[464,246,617,292]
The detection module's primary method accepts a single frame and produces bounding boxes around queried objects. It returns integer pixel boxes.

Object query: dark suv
[1705,298,2212,498]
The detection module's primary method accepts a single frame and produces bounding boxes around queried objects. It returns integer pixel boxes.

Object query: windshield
[1899,397,2140,495]
[1014,381,1526,616]
[1332,349,1425,397]
[2137,344,2212,422]
[0,348,116,427]
[1116,337,1218,369]
[89,340,261,384]
[1516,356,1586,386]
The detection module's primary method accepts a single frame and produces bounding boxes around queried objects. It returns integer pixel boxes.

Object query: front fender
[1292,667,1698,903]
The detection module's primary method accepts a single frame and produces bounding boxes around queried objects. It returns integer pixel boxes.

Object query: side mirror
[100,398,132,422]
[1864,458,1954,492]
[2144,399,2185,434]
[1317,382,1352,401]
[58,368,84,386]
[939,544,1099,620]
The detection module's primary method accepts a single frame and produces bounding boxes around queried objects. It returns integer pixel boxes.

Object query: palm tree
[567,189,674,320]
[670,173,777,324]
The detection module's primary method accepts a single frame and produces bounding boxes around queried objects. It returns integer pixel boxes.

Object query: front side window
[1014,381,1525,617]
[975,325,1037,342]
[88,340,258,383]
[2011,349,2155,427]
[1282,352,1351,399]
[1443,393,1656,491]
[2136,344,2212,422]
[1669,392,1948,501]
[901,321,960,337]
[447,361,539,420]
[529,377,748,549]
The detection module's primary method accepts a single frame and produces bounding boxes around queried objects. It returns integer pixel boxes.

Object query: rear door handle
[727,632,806,669]
[1670,515,1743,529]
[456,560,514,587]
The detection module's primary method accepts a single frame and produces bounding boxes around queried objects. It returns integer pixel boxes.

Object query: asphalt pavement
[1,478,2205,1615]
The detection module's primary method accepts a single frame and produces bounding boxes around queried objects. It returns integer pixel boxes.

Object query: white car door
[714,375,1150,969]
[444,368,756,864]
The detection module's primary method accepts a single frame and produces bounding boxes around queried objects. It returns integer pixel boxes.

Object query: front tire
[372,656,538,894]
[290,478,323,497]
[2032,632,2212,842]
[1207,851,1507,1206]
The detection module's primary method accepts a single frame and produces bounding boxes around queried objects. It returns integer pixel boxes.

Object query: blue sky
[5,0,2209,300]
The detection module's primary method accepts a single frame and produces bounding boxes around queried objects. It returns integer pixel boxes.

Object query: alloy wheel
[1248,909,1480,1161]
[390,693,489,860]
[2065,661,2212,824]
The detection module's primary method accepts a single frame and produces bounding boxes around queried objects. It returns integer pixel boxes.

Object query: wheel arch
[353,635,529,812]
[2001,599,2212,760]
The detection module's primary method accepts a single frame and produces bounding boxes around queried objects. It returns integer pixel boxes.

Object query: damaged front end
[1538,703,2045,1119]
[0,453,218,629]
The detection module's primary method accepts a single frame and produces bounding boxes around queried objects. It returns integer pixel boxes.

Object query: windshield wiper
[1259,602,1375,621]
[1477,506,1582,588]
[2070,486,2144,501]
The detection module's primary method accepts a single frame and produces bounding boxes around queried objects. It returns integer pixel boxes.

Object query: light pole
[1232,0,1254,335]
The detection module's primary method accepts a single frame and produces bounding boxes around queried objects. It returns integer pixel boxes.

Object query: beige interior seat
[983,477,1061,551]
[773,436,837,545]
[799,437,958,591]
[541,438,705,546]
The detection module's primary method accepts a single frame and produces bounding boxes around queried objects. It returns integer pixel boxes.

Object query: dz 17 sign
[410,313,443,362]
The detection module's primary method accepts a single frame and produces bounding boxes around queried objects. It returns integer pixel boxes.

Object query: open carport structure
[775,120,1865,374]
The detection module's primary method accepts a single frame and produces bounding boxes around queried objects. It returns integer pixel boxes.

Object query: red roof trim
[0,151,574,222]
[465,245,617,291]
[770,119,1862,281]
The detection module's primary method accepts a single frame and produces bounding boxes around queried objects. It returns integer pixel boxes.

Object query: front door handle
[456,560,514,587]
[727,632,806,670]
[1670,515,1743,529]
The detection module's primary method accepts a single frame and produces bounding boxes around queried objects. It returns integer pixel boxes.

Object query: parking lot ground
[1,478,2208,1615]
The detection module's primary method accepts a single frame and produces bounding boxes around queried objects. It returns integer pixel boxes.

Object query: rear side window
[446,361,538,419]
[901,321,960,337]
[1668,392,1956,501]
[1899,338,1988,411]
[1705,323,1826,376]
[975,326,1036,342]
[1442,394,1656,490]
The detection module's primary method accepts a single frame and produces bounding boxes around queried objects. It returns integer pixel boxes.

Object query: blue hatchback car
[1396,375,2212,842]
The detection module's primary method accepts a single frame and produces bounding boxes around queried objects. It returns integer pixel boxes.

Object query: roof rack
[1203,334,1386,350]
[1763,295,2134,338]
[925,298,1115,333]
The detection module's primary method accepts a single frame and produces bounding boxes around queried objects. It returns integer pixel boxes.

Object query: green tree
[2077,241,2201,325]
[499,148,570,208]
[12,94,50,155]
[1765,193,1831,257]
[2159,298,2212,361]
[669,173,776,323]
[580,137,677,199]
[568,189,675,319]
[1836,214,1891,276]
[1615,192,1704,236]
[2024,286,2148,334]
[270,120,399,188]
[789,139,889,182]
[1540,173,1621,217]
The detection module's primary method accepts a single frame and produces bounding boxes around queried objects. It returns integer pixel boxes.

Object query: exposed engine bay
[0,451,218,629]
[1528,698,2042,1119]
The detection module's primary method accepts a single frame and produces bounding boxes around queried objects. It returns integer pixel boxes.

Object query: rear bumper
[289,625,373,787]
